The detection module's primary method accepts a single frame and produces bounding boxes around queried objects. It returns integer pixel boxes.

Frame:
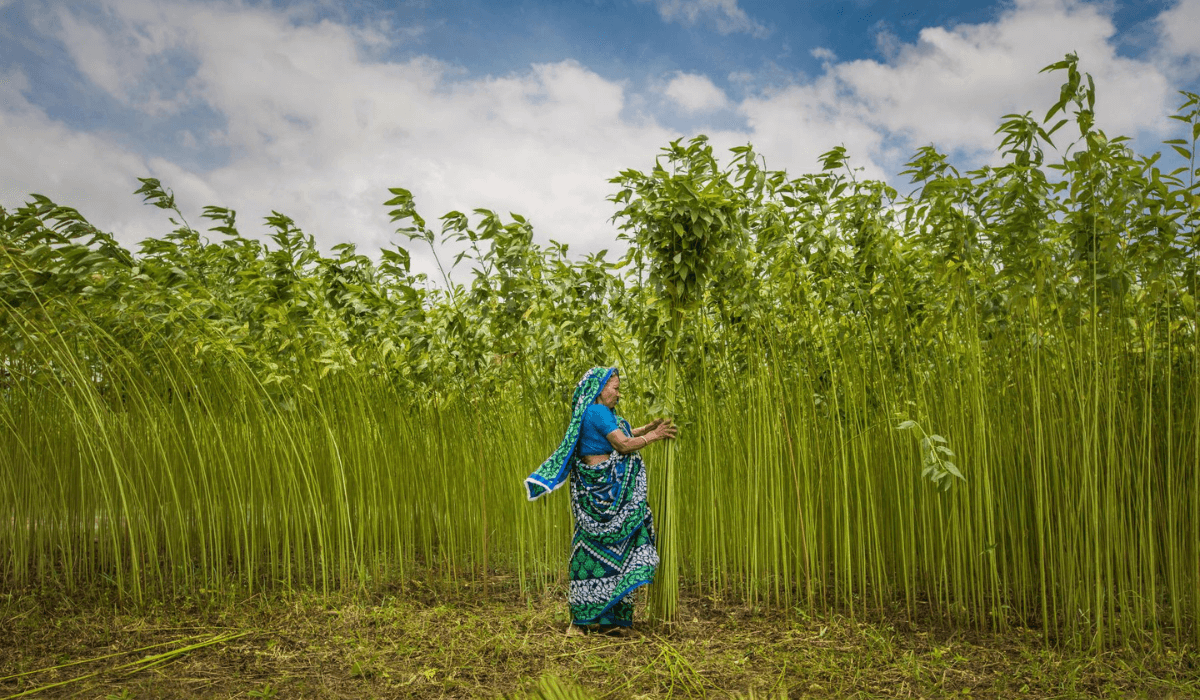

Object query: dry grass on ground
[2,576,1198,699]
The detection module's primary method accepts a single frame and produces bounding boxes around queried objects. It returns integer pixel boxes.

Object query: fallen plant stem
[0,632,248,700]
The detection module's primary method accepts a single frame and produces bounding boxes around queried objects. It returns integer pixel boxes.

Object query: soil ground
[2,575,1198,699]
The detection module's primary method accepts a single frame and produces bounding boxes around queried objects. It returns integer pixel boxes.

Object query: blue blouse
[577,403,619,456]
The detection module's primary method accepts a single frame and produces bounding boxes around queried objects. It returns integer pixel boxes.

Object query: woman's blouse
[577,403,619,456]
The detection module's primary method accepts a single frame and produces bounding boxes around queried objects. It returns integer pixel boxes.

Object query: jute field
[3,57,1200,697]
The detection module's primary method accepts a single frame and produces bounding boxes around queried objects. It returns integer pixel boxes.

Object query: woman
[525,367,677,635]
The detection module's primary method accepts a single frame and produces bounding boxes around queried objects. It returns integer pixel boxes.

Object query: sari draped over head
[524,366,659,627]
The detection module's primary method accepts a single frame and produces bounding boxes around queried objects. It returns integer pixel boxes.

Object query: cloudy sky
[2,0,1199,278]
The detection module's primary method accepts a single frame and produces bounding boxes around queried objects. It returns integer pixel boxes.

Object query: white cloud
[1158,0,1200,59]
[810,47,836,63]
[834,0,1172,152]
[0,68,201,246]
[638,0,769,38]
[3,0,683,279]
[664,72,729,114]
[2,0,1193,285]
[55,7,145,100]
[873,24,902,62]
[0,66,29,100]
[50,3,189,115]
[740,0,1177,180]
[740,79,891,181]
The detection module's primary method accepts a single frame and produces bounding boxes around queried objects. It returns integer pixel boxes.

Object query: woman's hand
[608,418,678,455]
[649,419,677,443]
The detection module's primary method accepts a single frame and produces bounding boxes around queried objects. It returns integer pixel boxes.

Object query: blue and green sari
[525,367,658,627]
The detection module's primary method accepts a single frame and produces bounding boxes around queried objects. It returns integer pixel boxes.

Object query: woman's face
[597,373,620,408]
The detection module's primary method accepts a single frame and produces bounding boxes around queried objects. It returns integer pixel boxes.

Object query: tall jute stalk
[3,60,1199,646]
[609,136,749,621]
[659,315,680,620]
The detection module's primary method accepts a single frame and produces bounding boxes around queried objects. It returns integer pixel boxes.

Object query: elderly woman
[525,367,677,635]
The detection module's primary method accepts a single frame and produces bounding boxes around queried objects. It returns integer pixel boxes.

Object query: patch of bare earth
[1,577,1197,698]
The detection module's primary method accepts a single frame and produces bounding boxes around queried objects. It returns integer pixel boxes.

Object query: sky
[2,0,1199,280]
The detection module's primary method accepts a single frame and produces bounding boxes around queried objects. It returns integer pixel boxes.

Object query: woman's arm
[632,418,664,438]
[606,420,677,454]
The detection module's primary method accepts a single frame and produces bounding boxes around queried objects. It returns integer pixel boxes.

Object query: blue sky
[375,0,1167,79]
[2,0,1199,278]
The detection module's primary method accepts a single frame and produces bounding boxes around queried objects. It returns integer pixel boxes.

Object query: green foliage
[248,682,277,698]
[2,56,1199,648]
[897,420,963,491]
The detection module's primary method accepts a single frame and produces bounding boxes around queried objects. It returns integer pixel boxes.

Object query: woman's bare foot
[603,626,633,638]
[566,624,586,637]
